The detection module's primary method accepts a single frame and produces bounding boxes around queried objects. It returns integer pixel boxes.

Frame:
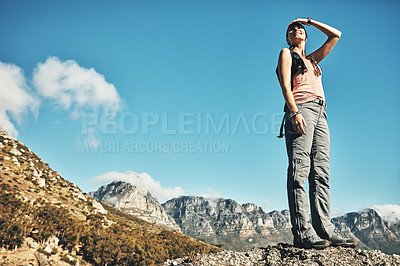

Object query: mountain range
[91,181,400,255]
[0,129,219,265]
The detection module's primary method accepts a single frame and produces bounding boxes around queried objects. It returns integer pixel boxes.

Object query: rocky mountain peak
[90,181,181,232]
[90,180,148,204]
[242,202,262,213]
[332,208,400,254]
[163,196,293,251]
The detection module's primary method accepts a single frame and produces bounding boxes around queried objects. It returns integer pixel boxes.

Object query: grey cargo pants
[285,98,335,242]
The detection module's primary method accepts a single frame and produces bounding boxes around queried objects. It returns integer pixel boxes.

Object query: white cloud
[33,56,121,118]
[331,208,347,218]
[32,56,122,146]
[91,170,185,202]
[369,204,400,224]
[0,57,122,141]
[194,188,223,199]
[0,61,39,136]
[262,200,272,209]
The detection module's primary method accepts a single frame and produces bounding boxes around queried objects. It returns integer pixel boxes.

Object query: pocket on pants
[290,158,302,188]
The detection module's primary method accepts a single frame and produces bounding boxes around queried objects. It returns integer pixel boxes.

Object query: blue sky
[1,0,399,216]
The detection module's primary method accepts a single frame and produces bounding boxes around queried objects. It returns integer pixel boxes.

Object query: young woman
[276,18,356,249]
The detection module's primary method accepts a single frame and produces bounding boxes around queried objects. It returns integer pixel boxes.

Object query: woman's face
[286,24,307,46]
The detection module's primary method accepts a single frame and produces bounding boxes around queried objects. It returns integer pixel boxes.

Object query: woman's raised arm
[291,18,341,63]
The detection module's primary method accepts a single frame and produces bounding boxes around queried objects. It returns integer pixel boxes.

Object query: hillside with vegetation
[0,129,220,265]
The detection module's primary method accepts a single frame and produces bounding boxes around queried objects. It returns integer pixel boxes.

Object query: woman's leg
[285,102,319,243]
[309,108,335,239]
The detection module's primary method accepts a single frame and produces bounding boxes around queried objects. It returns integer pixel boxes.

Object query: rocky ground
[163,243,400,266]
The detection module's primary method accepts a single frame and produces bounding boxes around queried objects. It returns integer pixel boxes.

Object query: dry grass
[0,130,221,265]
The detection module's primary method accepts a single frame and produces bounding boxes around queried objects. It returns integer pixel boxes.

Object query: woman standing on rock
[276,18,356,249]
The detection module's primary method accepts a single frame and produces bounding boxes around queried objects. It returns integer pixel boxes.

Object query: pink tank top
[292,54,325,104]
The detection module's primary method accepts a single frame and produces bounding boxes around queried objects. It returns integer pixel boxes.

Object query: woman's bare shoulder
[280,47,291,55]
[279,48,292,61]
